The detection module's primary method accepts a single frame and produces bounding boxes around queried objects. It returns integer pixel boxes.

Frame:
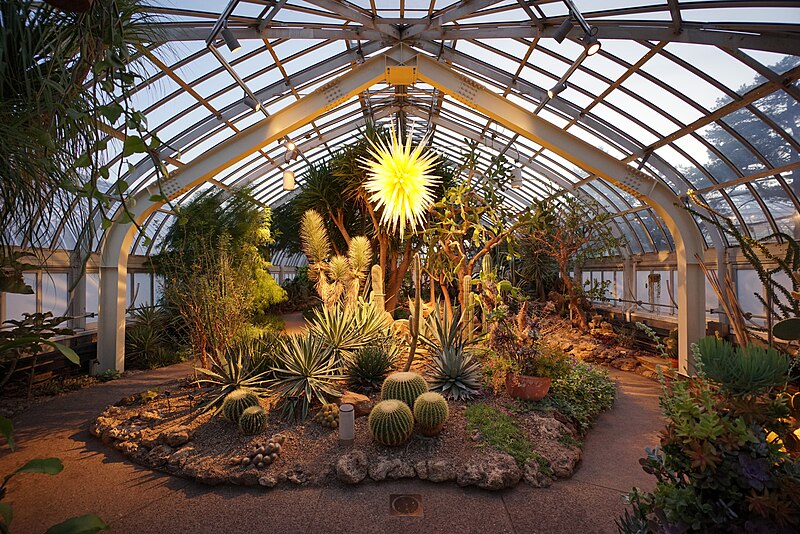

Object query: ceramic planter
[505,373,551,401]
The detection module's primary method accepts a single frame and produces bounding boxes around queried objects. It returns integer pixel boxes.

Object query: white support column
[96,53,389,372]
[68,250,87,331]
[414,53,706,374]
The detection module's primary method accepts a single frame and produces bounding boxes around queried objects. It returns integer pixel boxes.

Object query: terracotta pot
[505,374,551,401]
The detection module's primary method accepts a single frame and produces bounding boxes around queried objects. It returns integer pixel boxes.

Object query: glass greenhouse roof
[14,0,800,259]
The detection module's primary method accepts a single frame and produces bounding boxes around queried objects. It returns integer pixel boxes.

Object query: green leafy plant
[124,306,183,370]
[422,306,482,400]
[413,392,450,436]
[270,333,344,421]
[697,336,790,395]
[368,400,414,446]
[381,371,428,409]
[464,403,536,466]
[345,346,396,392]
[306,300,392,363]
[1,416,109,534]
[194,341,270,414]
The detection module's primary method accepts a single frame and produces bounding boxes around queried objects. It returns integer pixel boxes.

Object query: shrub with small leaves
[238,406,268,435]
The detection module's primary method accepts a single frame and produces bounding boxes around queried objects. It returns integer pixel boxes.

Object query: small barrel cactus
[369,400,414,446]
[381,371,428,408]
[413,392,449,436]
[238,406,268,435]
[222,388,260,422]
[313,403,340,428]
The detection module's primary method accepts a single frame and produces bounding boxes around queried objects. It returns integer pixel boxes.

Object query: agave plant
[423,306,482,400]
[697,336,790,395]
[194,341,270,413]
[307,299,392,363]
[346,345,398,392]
[270,333,345,421]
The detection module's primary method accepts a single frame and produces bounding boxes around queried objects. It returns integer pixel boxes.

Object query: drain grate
[389,494,424,517]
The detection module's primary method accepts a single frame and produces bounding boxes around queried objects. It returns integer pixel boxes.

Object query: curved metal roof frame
[17,0,800,258]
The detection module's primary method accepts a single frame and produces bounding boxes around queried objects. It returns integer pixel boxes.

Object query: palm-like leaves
[307,300,393,363]
[270,333,344,420]
[194,341,270,413]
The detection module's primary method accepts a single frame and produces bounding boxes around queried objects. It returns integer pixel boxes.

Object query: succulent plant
[381,371,428,408]
[413,392,449,436]
[238,406,268,435]
[235,434,286,468]
[346,346,395,392]
[313,403,340,428]
[221,388,260,422]
[369,400,414,446]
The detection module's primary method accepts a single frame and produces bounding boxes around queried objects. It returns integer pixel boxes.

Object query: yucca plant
[194,341,270,413]
[346,345,397,392]
[307,299,392,363]
[422,306,482,400]
[270,333,345,421]
[697,336,790,395]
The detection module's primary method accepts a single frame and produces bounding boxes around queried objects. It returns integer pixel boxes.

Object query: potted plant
[484,305,570,401]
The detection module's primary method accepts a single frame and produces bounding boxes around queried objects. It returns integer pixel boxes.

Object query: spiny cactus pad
[381,371,428,408]
[369,400,414,446]
[222,388,260,422]
[413,392,449,436]
[238,406,268,435]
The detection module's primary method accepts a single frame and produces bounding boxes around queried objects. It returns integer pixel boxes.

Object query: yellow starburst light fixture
[360,130,439,238]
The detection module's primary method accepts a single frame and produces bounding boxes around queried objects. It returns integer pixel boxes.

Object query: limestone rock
[338,391,372,418]
[146,444,174,467]
[168,446,195,468]
[161,427,191,447]
[229,468,260,486]
[523,459,553,488]
[457,453,521,490]
[427,459,456,483]
[195,467,226,486]
[414,460,428,480]
[545,446,582,478]
[369,457,415,481]
[258,475,279,488]
[335,450,368,484]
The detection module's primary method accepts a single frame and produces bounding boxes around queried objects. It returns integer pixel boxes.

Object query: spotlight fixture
[583,32,601,56]
[243,94,260,111]
[221,27,241,53]
[285,140,296,152]
[283,170,295,191]
[553,17,574,44]
[511,166,524,188]
[547,82,567,99]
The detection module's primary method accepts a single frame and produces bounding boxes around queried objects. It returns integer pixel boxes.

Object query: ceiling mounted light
[221,27,241,53]
[285,140,296,151]
[553,18,574,44]
[583,32,601,56]
[243,94,260,111]
[547,82,567,99]
[283,170,295,191]
[511,166,524,188]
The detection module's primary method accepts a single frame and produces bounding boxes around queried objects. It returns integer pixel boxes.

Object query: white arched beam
[96,53,389,372]
[412,52,706,374]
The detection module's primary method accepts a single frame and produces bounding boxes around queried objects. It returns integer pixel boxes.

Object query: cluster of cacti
[233,434,286,468]
[313,403,340,428]
[368,400,414,446]
[381,371,428,408]
[300,209,372,309]
[413,392,449,436]
[238,405,268,435]
[222,388,260,422]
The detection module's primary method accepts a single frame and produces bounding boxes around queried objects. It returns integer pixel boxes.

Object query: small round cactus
[413,392,449,436]
[381,371,428,409]
[222,388,260,422]
[313,403,340,428]
[369,400,414,446]
[238,406,268,435]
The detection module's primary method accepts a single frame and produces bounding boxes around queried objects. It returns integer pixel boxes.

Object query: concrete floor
[0,363,661,534]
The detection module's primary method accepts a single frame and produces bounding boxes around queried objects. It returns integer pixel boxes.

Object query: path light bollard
[339,403,354,446]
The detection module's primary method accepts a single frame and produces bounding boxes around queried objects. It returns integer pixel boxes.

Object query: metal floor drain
[389,494,423,517]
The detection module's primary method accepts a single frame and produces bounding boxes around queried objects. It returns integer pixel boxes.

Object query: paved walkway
[0,365,662,534]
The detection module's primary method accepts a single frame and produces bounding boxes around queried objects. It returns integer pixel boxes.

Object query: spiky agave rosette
[360,130,439,238]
